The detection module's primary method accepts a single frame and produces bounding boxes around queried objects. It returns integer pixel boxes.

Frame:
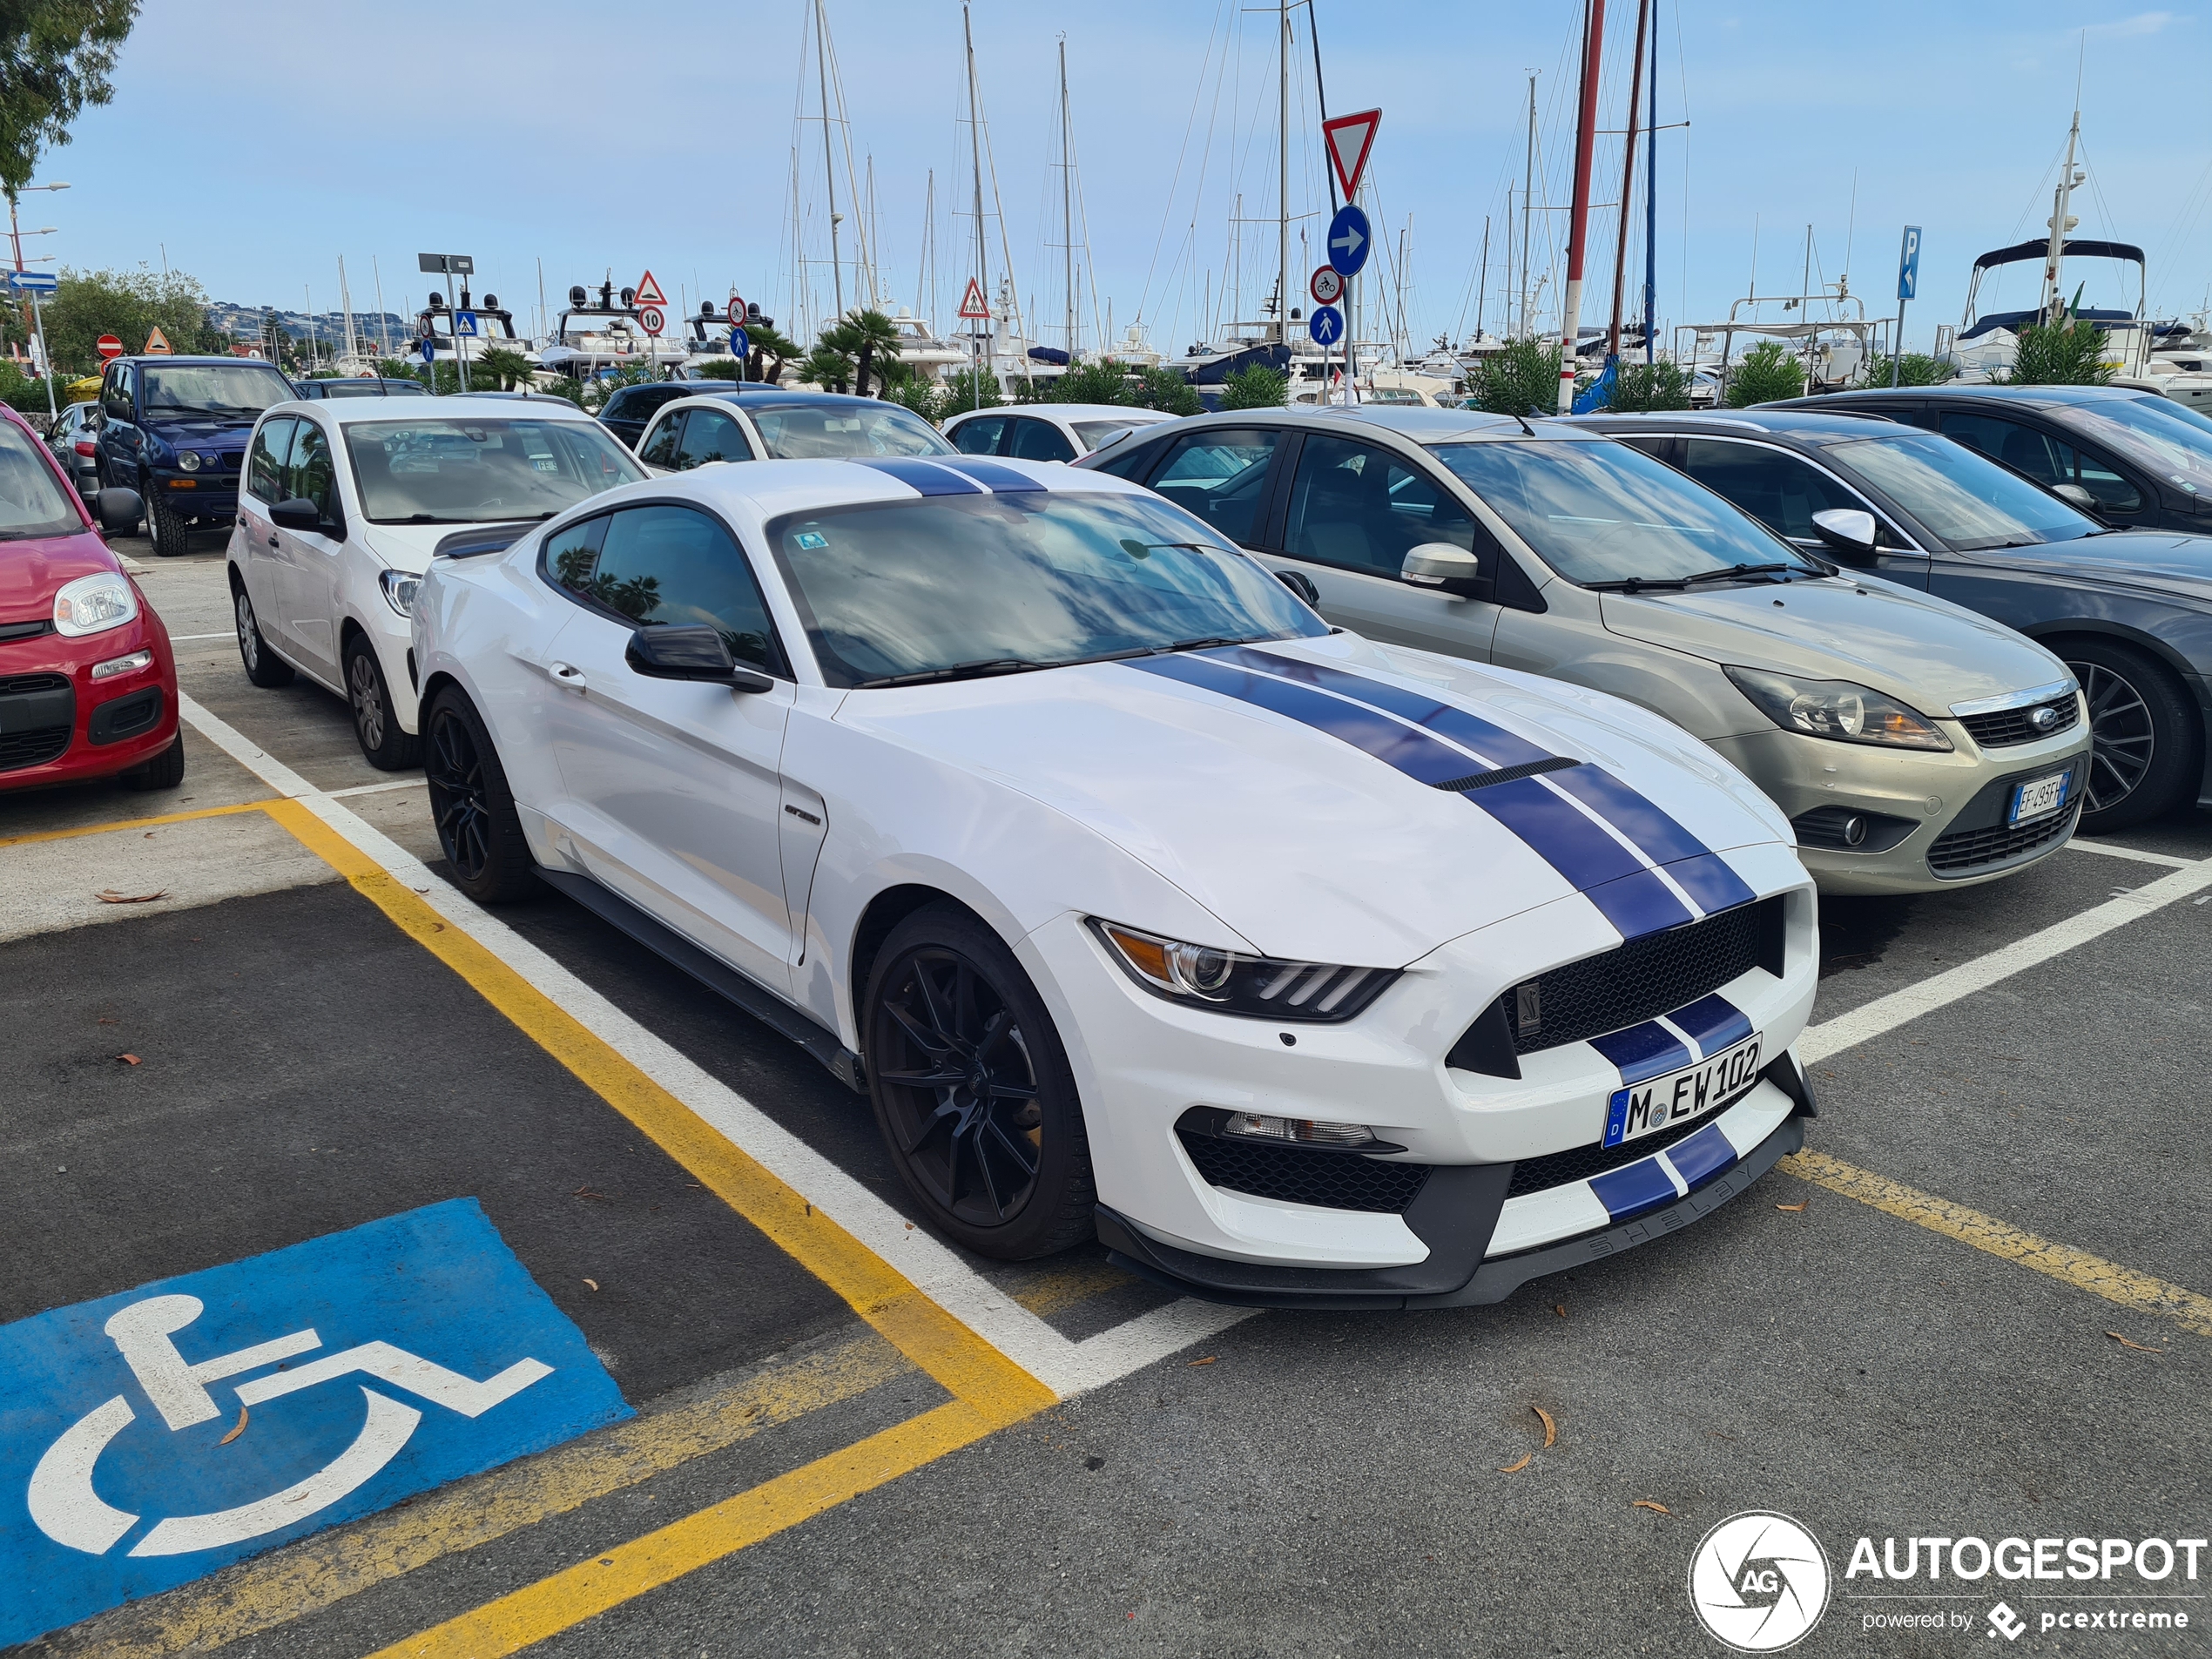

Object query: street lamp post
[7,183,70,415]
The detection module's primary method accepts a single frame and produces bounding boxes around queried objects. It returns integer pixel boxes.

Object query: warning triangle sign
[632,268,668,308]
[957,278,992,320]
[1322,108,1382,203]
[142,326,172,355]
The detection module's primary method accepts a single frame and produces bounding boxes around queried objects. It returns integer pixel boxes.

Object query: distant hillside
[206,301,414,346]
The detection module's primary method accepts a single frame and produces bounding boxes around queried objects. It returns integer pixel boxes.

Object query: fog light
[91,648,153,681]
[1841,813,1868,846]
[1220,1113,1377,1147]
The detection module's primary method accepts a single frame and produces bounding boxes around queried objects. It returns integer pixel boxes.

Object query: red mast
[1555,0,1606,411]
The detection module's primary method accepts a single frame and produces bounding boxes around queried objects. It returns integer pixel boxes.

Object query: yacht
[404,288,540,373]
[538,281,688,377]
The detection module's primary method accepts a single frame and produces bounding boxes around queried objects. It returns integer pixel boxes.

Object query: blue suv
[92,355,298,556]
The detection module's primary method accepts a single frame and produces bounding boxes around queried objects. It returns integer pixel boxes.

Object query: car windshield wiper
[1151,634,1255,654]
[858,658,1059,688]
[1583,575,1690,593]
[1680,562,1797,586]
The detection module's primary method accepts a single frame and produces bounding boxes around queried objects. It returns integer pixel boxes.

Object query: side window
[574,504,784,675]
[104,368,132,423]
[246,417,297,503]
[1089,434,1166,482]
[1146,429,1284,545]
[546,513,612,596]
[1008,417,1076,462]
[951,415,1007,455]
[286,421,340,523]
[1938,413,2141,512]
[674,408,752,469]
[1677,438,1874,543]
[1611,434,1677,466]
[1281,434,1477,579]
[637,411,685,469]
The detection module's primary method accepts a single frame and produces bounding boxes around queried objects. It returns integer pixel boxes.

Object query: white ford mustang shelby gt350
[411,453,1820,1308]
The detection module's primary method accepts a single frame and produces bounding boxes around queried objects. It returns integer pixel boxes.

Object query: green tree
[1047,360,1131,405]
[886,377,943,423]
[828,308,901,398]
[471,346,536,391]
[1467,338,1563,416]
[1724,340,1806,407]
[743,322,801,384]
[2001,317,2113,386]
[0,352,53,413]
[535,375,584,409]
[1217,363,1289,410]
[941,366,1001,414]
[1132,365,1201,416]
[38,265,221,376]
[1855,351,1957,389]
[374,356,423,383]
[1602,359,1691,412]
[801,341,855,393]
[1,0,138,191]
[692,358,742,381]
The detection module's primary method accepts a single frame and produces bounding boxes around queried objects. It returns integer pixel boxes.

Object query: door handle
[266,535,280,548]
[548,661,586,691]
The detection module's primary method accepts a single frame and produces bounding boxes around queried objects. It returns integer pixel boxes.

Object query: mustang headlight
[1724,665,1952,752]
[1090,920,1397,1022]
[379,570,421,617]
[53,571,139,637]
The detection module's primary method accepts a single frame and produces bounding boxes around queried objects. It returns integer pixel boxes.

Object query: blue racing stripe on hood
[847,457,982,495]
[933,456,1049,491]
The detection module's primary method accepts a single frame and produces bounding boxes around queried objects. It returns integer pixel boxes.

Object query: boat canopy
[1959,306,2136,341]
[1971,237,2145,273]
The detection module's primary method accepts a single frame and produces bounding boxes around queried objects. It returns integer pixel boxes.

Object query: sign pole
[29,287,55,421]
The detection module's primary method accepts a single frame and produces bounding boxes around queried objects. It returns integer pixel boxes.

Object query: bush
[1467,338,1562,416]
[692,358,744,381]
[940,368,1001,415]
[374,358,424,384]
[0,358,58,415]
[1724,340,1806,407]
[1217,364,1289,410]
[1132,365,1202,416]
[1049,360,1132,405]
[536,376,584,409]
[1855,352,1957,389]
[2002,318,2113,386]
[1603,360,1692,412]
[886,378,944,423]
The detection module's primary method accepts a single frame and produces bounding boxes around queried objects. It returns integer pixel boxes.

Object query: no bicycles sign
[0,1200,628,1645]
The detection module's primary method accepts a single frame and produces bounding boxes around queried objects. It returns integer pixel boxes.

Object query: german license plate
[2008,770,2069,826]
[1603,1034,1763,1149]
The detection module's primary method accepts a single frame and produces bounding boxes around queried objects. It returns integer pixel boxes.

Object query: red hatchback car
[0,405,183,793]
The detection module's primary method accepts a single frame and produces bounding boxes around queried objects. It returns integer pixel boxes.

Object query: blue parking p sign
[1897,226,1922,302]
[0,1200,628,1647]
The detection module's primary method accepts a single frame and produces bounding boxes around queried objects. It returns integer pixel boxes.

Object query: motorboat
[538,281,687,377]
[404,288,541,373]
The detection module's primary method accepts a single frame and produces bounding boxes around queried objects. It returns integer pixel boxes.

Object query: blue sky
[23,2,2211,356]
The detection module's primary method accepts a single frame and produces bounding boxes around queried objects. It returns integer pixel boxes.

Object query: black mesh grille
[1501,897,1779,1056]
[0,672,70,695]
[1927,804,2077,873]
[1960,696,2078,750]
[1505,1109,1719,1200]
[0,725,71,770]
[1178,1130,1431,1213]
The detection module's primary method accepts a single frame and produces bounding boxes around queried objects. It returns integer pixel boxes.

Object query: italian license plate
[1603,1034,1764,1149]
[2009,770,2070,826]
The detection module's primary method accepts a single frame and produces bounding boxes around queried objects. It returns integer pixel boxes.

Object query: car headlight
[1090,919,1398,1022]
[177,450,200,472]
[380,570,421,617]
[53,571,139,637]
[1724,665,1952,752]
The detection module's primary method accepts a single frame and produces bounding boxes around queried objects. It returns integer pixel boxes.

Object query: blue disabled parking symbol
[0,1199,629,1646]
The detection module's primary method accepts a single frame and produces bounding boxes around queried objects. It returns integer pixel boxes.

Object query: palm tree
[743,324,802,384]
[803,342,856,393]
[474,347,536,391]
[842,308,903,398]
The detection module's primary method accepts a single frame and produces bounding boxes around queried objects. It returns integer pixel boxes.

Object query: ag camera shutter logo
[1687,1511,1832,1651]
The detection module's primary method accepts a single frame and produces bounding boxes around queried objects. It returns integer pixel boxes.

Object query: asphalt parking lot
[5,531,2210,1658]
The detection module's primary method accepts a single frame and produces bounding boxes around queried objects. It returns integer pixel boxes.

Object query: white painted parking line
[325,779,426,799]
[2067,838,2195,869]
[173,695,1251,1400]
[165,633,237,643]
[1802,853,2212,1066]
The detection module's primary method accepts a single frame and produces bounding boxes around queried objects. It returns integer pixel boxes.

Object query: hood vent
[1433,756,1580,792]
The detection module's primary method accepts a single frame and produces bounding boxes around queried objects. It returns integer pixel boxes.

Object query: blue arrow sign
[5,270,58,293]
[1308,305,1345,347]
[1897,226,1922,302]
[1326,205,1372,279]
[454,310,479,338]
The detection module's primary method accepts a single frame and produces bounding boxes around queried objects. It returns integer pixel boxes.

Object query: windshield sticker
[794,530,829,550]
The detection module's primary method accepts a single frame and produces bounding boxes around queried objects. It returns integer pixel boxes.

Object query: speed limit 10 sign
[1310,265,1344,307]
[637,306,665,337]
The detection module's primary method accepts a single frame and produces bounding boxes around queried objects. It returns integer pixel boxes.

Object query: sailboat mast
[1608,0,1648,360]
[814,0,843,318]
[1519,74,1535,339]
[1061,38,1075,359]
[1556,0,1605,412]
[338,255,357,366]
[964,2,988,382]
[1278,0,1290,346]
[1643,14,1657,363]
[2042,108,2082,323]
[1476,215,1490,343]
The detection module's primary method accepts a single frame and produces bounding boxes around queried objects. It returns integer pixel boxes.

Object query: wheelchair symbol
[26,1292,551,1558]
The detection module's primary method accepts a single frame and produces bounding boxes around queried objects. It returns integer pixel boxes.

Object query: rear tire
[864,902,1095,1260]
[2060,639,2200,833]
[121,733,185,791]
[146,489,190,557]
[233,582,295,688]
[344,635,421,770]
[423,687,539,903]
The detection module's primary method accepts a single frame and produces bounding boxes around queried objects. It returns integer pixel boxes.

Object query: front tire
[865,903,1094,1260]
[121,733,186,791]
[423,687,539,903]
[2062,639,2201,833]
[146,489,190,557]
[344,635,421,770]
[233,582,295,687]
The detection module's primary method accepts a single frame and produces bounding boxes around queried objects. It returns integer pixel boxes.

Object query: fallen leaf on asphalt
[1187,1355,1217,1367]
[98,1017,117,1025]
[96,888,168,904]
[2106,1332,2166,1353]
[1533,1405,1556,1447]
[117,1054,140,1066]
[219,1406,248,1446]
[573,1186,609,1201]
[583,1278,599,1291]
[1499,1454,1533,1474]
[1554,1304,1568,1318]
[1776,1201,1807,1212]
[1633,1500,1671,1514]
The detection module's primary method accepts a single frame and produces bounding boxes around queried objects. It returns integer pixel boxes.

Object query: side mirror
[1400,541,1491,601]
[1277,568,1320,607]
[1811,509,1880,562]
[95,488,142,535]
[270,497,327,534]
[2052,482,2104,516]
[626,624,773,692]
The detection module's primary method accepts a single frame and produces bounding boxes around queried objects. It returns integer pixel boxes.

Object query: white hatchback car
[227,399,646,766]
[634,389,955,476]
[943,402,1176,463]
[411,453,1820,1301]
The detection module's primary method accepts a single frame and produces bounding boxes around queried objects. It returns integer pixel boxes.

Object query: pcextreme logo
[1688,1511,1833,1652]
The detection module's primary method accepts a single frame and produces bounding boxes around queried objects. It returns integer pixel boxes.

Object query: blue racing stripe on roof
[1665,852,1760,915]
[932,456,1049,491]
[847,456,983,495]
[1662,1122,1739,1189]
[1669,993,1755,1059]
[1588,1156,1679,1223]
[1589,1022,1693,1085]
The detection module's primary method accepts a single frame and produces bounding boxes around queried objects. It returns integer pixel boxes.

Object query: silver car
[1078,407,2093,895]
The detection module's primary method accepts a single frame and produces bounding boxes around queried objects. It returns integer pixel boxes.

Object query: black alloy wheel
[2075,661,2155,814]
[2062,640,2200,833]
[866,905,1093,1259]
[343,637,421,770]
[422,689,537,903]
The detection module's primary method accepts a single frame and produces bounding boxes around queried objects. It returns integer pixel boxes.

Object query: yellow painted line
[0,799,267,850]
[67,1331,915,1659]
[368,1401,1001,1659]
[1782,1150,2212,1338]
[1012,1259,1138,1317]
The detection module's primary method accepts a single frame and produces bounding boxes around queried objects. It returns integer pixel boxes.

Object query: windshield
[320,381,427,398]
[344,417,645,524]
[766,489,1325,687]
[2060,395,2212,496]
[1430,438,1820,583]
[745,403,953,459]
[0,421,79,539]
[140,363,293,416]
[1825,433,2097,550]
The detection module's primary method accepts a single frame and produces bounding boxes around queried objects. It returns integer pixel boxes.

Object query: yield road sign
[96,335,123,361]
[453,310,479,338]
[1321,107,1382,202]
[726,293,746,324]
[1310,265,1344,307]
[1897,226,1923,302]
[637,306,665,337]
[632,269,668,309]
[5,269,58,293]
[1327,204,1372,278]
[958,277,991,320]
[142,327,172,355]
[1308,305,1345,347]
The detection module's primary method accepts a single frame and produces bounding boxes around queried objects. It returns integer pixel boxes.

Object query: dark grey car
[1573,408,2211,831]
